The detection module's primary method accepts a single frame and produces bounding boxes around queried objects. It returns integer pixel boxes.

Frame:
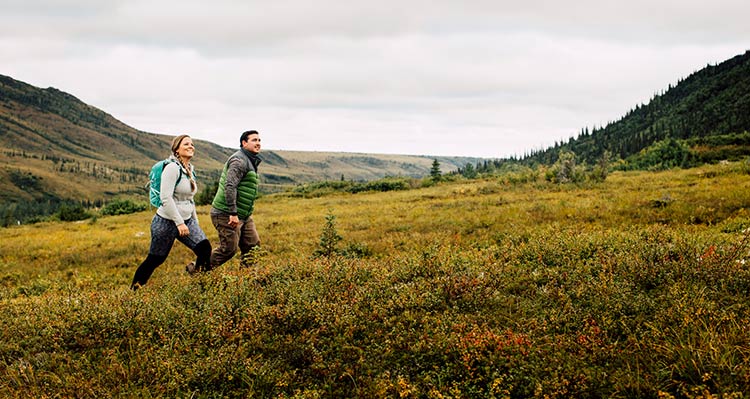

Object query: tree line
[521,51,750,167]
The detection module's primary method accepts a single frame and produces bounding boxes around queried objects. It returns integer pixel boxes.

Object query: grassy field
[1,162,750,398]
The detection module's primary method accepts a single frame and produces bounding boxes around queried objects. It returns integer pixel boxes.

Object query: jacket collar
[240,148,262,171]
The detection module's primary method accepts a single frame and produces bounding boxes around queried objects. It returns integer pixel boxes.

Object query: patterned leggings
[131,214,211,289]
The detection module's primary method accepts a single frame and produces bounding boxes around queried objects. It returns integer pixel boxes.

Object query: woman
[131,134,212,289]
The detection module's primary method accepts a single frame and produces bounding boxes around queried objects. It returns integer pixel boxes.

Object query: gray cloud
[1,0,748,157]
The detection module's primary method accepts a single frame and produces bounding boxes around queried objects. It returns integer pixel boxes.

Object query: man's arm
[223,156,247,215]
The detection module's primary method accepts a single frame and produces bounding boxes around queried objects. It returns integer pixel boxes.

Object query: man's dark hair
[240,130,259,146]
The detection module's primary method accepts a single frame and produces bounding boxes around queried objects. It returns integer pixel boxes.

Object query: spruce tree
[430,159,442,182]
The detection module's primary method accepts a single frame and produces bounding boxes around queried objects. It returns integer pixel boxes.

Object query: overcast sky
[2,1,748,158]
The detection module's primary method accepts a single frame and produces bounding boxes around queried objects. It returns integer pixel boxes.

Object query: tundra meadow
[1,162,750,398]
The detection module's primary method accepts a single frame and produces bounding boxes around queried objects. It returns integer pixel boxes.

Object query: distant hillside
[0,74,480,222]
[0,74,229,204]
[522,50,750,165]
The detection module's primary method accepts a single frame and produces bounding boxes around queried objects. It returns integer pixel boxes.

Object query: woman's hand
[177,223,190,237]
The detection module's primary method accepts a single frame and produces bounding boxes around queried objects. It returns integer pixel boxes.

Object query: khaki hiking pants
[210,211,260,268]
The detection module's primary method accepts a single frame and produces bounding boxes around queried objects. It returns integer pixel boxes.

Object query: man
[207,130,262,269]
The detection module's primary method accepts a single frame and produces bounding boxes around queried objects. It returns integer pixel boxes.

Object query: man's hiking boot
[185,262,197,275]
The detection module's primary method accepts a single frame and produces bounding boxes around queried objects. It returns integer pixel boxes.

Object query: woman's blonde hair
[171,134,191,156]
[170,134,196,192]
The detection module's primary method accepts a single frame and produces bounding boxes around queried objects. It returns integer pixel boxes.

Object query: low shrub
[100,199,148,216]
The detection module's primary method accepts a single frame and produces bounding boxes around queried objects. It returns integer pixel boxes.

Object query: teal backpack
[147,159,194,207]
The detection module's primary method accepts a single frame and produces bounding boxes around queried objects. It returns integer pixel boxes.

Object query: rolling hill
[0,74,481,221]
[4,49,748,223]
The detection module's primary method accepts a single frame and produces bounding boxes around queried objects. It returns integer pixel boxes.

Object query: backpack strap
[172,159,196,185]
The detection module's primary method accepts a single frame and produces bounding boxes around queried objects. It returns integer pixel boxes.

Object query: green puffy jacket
[211,150,260,219]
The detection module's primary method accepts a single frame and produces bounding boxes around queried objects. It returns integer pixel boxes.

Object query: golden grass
[2,162,749,292]
[1,161,750,397]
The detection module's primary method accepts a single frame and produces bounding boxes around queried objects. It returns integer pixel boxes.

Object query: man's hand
[229,215,240,228]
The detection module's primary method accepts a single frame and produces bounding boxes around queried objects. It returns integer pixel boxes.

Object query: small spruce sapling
[314,211,342,257]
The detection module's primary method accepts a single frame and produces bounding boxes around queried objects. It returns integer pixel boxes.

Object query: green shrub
[623,138,692,170]
[100,198,148,216]
[290,178,411,198]
[545,150,586,183]
[340,242,373,258]
[348,178,410,193]
[57,203,90,221]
